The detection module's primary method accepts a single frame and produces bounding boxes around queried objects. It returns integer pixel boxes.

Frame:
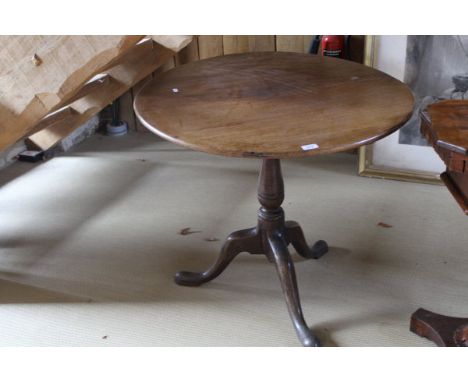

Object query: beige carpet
[0,132,467,346]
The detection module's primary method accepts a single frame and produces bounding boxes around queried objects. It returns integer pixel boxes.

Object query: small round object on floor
[106,121,128,136]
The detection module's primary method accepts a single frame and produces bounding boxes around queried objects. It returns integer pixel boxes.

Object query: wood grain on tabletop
[134,52,414,158]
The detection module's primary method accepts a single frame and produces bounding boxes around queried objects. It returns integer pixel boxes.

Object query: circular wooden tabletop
[135,52,414,158]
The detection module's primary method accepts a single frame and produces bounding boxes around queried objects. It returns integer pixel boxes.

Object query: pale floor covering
[0,132,467,346]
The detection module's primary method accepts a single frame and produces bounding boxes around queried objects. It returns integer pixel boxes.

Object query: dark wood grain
[134,52,414,158]
[424,100,468,155]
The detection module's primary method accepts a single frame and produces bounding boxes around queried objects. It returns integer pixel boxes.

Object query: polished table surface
[134,52,414,347]
[135,52,414,158]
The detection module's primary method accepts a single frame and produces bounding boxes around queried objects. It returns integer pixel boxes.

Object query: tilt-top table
[134,52,414,346]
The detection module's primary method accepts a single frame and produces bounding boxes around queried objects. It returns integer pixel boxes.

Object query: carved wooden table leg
[175,158,328,346]
[410,308,468,347]
[175,227,262,286]
[285,221,329,259]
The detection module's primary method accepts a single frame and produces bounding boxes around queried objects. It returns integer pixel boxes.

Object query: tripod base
[175,159,328,346]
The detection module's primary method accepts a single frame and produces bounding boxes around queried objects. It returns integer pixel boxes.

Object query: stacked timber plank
[0,35,192,151]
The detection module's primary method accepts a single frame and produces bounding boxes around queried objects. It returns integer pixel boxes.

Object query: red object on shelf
[321,35,345,58]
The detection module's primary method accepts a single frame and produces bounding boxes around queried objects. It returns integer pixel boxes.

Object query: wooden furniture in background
[410,100,468,347]
[134,52,413,346]
[420,100,468,214]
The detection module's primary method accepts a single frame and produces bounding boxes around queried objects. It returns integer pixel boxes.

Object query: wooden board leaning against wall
[0,35,193,152]
[124,36,366,134]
